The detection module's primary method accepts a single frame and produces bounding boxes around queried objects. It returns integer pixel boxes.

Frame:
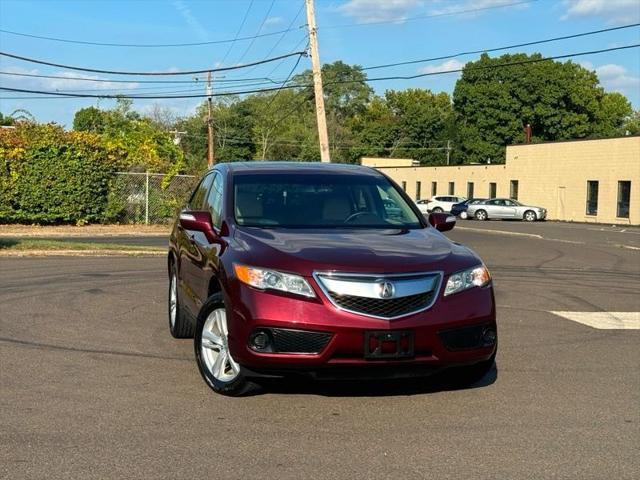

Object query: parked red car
[168,162,497,395]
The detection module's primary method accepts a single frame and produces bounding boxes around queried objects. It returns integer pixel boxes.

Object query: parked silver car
[466,198,547,222]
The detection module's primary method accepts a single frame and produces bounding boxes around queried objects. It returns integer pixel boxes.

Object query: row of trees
[160,53,637,172]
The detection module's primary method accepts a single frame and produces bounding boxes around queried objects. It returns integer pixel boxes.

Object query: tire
[432,207,443,213]
[194,293,255,396]
[475,209,488,221]
[168,263,195,339]
[523,210,537,222]
[460,211,468,220]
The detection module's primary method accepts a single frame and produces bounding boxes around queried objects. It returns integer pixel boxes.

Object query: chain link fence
[106,172,198,224]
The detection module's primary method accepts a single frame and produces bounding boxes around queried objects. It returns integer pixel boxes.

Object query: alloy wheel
[525,211,536,222]
[169,274,177,329]
[200,308,240,383]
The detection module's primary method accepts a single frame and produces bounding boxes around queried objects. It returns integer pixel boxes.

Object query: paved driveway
[1,225,638,479]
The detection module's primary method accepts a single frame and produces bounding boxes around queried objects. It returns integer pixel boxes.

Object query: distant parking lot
[1,221,638,479]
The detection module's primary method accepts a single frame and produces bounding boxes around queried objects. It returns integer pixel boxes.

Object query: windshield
[234,173,422,228]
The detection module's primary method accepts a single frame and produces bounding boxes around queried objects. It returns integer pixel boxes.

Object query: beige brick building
[364,136,639,225]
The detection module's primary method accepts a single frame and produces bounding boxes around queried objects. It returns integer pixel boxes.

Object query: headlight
[444,264,491,296]
[234,264,316,298]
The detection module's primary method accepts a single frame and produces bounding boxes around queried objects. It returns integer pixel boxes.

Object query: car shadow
[250,364,498,398]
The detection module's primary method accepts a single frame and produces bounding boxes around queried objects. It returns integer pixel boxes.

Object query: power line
[0,25,305,48]
[0,71,285,84]
[263,34,310,78]
[2,23,633,85]
[0,50,307,76]
[244,1,307,75]
[219,0,255,65]
[321,0,541,29]
[363,23,640,71]
[234,0,276,65]
[2,44,638,99]
[264,46,307,108]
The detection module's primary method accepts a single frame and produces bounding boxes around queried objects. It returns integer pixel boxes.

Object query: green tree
[73,100,183,173]
[349,89,454,164]
[295,61,373,162]
[73,106,108,133]
[0,112,15,126]
[452,53,633,163]
[621,109,640,135]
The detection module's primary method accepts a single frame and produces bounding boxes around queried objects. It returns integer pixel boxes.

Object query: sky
[0,0,639,127]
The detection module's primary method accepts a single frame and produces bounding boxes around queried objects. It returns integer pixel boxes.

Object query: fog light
[482,328,497,345]
[250,330,271,351]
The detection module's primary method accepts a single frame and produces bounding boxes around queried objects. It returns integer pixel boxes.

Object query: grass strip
[0,238,164,253]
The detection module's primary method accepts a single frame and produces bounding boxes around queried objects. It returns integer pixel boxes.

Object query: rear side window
[206,173,224,228]
[189,173,214,210]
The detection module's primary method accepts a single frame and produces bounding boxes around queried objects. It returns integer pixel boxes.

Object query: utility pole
[206,71,215,168]
[446,140,451,165]
[305,0,330,162]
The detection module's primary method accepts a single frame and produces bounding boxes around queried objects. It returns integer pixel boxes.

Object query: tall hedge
[0,124,122,224]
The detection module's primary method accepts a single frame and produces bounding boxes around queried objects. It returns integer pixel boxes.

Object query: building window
[467,182,474,199]
[586,181,598,216]
[489,182,497,199]
[401,181,406,192]
[448,182,455,195]
[416,181,421,200]
[510,180,519,200]
[617,181,631,218]
[431,182,437,196]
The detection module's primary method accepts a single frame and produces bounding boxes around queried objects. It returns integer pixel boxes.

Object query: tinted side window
[189,173,214,210]
[206,173,224,228]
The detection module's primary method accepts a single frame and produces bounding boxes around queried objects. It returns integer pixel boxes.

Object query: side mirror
[428,212,456,232]
[179,210,216,242]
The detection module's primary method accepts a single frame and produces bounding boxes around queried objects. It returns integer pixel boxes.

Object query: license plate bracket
[364,330,414,359]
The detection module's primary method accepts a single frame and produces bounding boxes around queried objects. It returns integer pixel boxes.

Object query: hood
[231,226,479,276]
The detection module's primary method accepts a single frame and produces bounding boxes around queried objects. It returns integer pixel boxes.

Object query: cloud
[172,0,209,41]
[429,0,532,17]
[562,0,640,25]
[1,66,139,92]
[595,63,640,92]
[337,0,423,23]
[581,61,640,96]
[264,16,284,27]
[418,59,466,74]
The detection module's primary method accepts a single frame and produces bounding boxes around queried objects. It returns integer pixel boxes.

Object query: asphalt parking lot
[1,222,638,479]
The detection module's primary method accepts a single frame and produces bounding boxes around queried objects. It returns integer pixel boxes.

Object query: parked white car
[416,196,466,214]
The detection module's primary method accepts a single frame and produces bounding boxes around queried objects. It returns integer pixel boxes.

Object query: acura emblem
[377,281,395,299]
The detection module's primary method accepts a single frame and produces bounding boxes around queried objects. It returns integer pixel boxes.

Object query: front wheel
[432,207,443,213]
[475,209,488,221]
[194,294,254,396]
[523,210,537,222]
[460,211,468,220]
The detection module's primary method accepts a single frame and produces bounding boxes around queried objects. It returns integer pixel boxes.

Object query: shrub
[0,124,122,224]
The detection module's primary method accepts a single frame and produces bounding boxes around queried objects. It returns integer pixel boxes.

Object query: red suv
[168,162,496,395]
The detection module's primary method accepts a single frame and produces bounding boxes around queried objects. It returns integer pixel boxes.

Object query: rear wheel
[523,210,537,222]
[475,209,488,221]
[194,294,254,396]
[432,207,443,213]
[460,211,468,220]
[168,264,194,338]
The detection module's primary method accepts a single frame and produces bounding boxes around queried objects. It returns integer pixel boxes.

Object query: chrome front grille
[314,271,442,320]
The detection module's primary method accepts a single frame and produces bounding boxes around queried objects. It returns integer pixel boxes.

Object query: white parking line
[551,311,640,330]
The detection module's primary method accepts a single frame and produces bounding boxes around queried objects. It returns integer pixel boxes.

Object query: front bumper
[226,281,496,374]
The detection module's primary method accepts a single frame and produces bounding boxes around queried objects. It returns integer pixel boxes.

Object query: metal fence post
[145,171,150,225]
